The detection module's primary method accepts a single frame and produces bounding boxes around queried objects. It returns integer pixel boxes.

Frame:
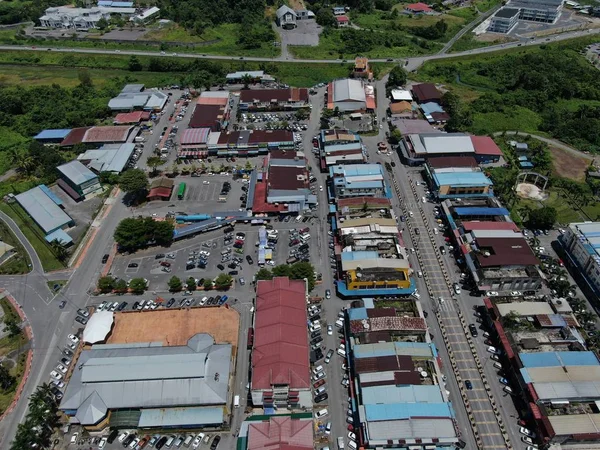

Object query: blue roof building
[561,222,600,298]
[33,129,72,144]
[426,166,494,199]
[329,164,391,199]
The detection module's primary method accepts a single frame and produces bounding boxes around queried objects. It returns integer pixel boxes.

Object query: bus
[177,182,186,200]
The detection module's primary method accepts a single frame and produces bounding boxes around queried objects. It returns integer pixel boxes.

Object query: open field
[550,146,592,182]
[0,203,64,272]
[107,307,240,350]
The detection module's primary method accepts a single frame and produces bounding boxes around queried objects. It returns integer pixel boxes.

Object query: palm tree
[49,239,69,264]
[241,73,253,89]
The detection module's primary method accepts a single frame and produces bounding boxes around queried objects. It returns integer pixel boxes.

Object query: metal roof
[75,392,107,425]
[333,79,366,103]
[362,385,443,405]
[57,161,98,186]
[548,414,600,436]
[138,406,224,428]
[60,334,232,424]
[519,351,600,368]
[33,129,72,140]
[365,417,457,443]
[353,342,436,359]
[496,302,554,317]
[44,229,72,245]
[390,89,413,101]
[226,71,264,80]
[248,417,313,450]
[364,402,453,421]
[340,251,409,271]
[421,134,474,154]
[433,171,492,188]
[330,163,383,177]
[78,144,135,173]
[454,207,510,216]
[15,186,73,234]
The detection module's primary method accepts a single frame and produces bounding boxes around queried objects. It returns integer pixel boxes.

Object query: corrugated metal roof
[548,414,600,435]
[33,129,72,140]
[454,207,510,216]
[532,380,600,401]
[519,351,600,368]
[138,406,224,428]
[364,402,453,421]
[15,186,73,234]
[362,385,443,405]
[353,342,435,359]
[421,134,474,154]
[433,171,492,188]
[77,144,135,173]
[497,302,554,317]
[248,416,313,450]
[45,229,72,245]
[333,79,366,103]
[57,160,98,186]
[366,417,456,443]
[391,89,413,101]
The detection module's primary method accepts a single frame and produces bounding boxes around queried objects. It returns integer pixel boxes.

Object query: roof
[336,14,349,22]
[519,351,600,368]
[421,101,445,114]
[75,391,107,425]
[33,129,72,140]
[15,186,73,234]
[433,170,492,188]
[406,2,434,12]
[427,156,478,168]
[390,101,412,114]
[253,277,310,391]
[362,385,443,405]
[60,127,91,146]
[337,197,390,210]
[248,417,313,450]
[330,163,383,177]
[455,206,510,216]
[78,144,135,173]
[197,95,229,106]
[411,83,441,103]
[137,407,224,428]
[353,342,436,359]
[82,126,132,143]
[470,135,503,156]
[494,6,521,18]
[276,4,295,18]
[240,88,308,104]
[350,316,426,333]
[148,187,172,199]
[189,104,223,129]
[496,302,554,317]
[365,417,456,443]
[393,119,438,135]
[150,178,174,189]
[364,402,453,421]
[113,111,150,124]
[332,79,366,103]
[268,166,309,191]
[474,237,539,267]
[390,89,413,101]
[226,71,264,80]
[340,251,410,271]
[421,134,475,154]
[180,128,211,145]
[548,414,600,436]
[461,221,519,232]
[44,228,73,245]
[60,334,232,424]
[83,312,114,344]
[57,161,98,186]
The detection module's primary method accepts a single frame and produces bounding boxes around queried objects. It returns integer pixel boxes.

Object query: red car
[313,379,326,389]
[160,261,171,267]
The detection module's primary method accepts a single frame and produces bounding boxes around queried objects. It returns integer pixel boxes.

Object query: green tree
[295,108,310,120]
[203,278,213,290]
[168,276,183,292]
[129,278,148,294]
[114,217,153,252]
[214,273,233,290]
[290,261,316,290]
[153,221,175,247]
[97,276,115,293]
[3,316,21,338]
[272,264,292,278]
[97,17,109,30]
[186,277,197,292]
[114,278,128,293]
[526,206,557,230]
[0,363,15,391]
[244,161,253,171]
[241,73,253,89]
[255,268,273,280]
[386,65,408,90]
[146,156,164,176]
[78,69,93,88]
[119,168,149,198]
[49,239,69,264]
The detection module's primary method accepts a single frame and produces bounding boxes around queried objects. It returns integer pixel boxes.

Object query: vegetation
[129,278,148,294]
[119,168,149,203]
[214,273,233,290]
[10,384,59,450]
[186,277,197,292]
[255,261,316,290]
[0,219,30,275]
[525,206,557,230]
[0,0,67,25]
[97,276,115,293]
[0,298,27,415]
[114,217,174,253]
[168,276,183,292]
[385,65,408,95]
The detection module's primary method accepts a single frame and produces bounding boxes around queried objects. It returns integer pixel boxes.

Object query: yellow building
[341,252,411,291]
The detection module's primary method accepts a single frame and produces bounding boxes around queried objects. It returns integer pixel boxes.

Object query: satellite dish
[356,272,362,278]
[421,371,428,378]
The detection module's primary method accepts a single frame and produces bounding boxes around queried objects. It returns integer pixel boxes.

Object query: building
[108,84,168,112]
[489,7,520,32]
[132,6,160,24]
[82,126,134,145]
[97,1,134,7]
[470,135,503,163]
[247,416,313,450]
[239,88,309,111]
[189,104,227,131]
[295,9,315,20]
[225,71,275,84]
[39,6,135,30]
[389,101,413,116]
[113,111,151,124]
[319,129,366,168]
[251,277,311,409]
[399,133,476,166]
[60,333,232,430]
[330,164,391,199]
[327,79,375,112]
[178,128,211,158]
[208,130,294,157]
[77,144,136,174]
[561,222,600,299]
[405,2,435,13]
[57,161,102,200]
[15,186,74,244]
[411,83,442,104]
[33,129,72,145]
[276,5,297,28]
[425,165,494,199]
[197,90,230,107]
[510,0,564,23]
[333,6,346,15]
[336,15,350,26]
[251,150,317,214]
[420,102,450,124]
[353,57,372,80]
[147,178,174,201]
[390,89,413,102]
[392,118,439,136]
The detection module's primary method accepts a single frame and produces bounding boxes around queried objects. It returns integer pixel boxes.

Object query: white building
[562,222,600,295]
[39,6,135,30]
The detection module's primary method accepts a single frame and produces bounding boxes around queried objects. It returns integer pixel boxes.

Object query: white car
[327,325,333,336]
[486,291,499,297]
[348,431,356,441]
[199,296,208,306]
[70,432,78,444]
[453,284,461,294]
[315,408,329,419]
[56,364,67,374]
[118,432,129,443]
[50,370,62,380]
[325,422,331,435]
[98,437,107,449]
[319,186,323,191]
[203,180,210,185]
[487,346,499,354]
[68,334,79,344]
[192,433,205,449]
[521,436,535,446]
[520,427,536,438]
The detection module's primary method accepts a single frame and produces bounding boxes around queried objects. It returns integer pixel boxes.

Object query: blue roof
[362,385,444,405]
[45,229,73,245]
[519,351,600,368]
[420,102,445,114]
[348,307,368,321]
[353,341,436,359]
[454,207,509,216]
[336,279,416,297]
[33,129,71,140]
[329,163,383,177]
[39,184,63,206]
[433,171,492,188]
[341,251,379,261]
[329,204,337,214]
[364,402,453,421]
[520,162,534,168]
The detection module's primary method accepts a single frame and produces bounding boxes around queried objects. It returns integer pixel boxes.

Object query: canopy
[83,311,114,344]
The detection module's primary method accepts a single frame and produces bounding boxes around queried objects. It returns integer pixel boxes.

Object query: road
[438,5,501,55]
[493,131,595,162]
[1,25,599,72]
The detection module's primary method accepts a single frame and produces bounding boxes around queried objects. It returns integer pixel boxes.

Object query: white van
[337,348,347,357]
[300,234,311,243]
[234,395,240,408]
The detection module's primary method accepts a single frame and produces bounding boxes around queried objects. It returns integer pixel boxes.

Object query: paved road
[439,5,501,54]
[493,131,595,162]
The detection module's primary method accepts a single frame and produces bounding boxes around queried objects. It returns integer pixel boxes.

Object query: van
[165,436,175,448]
[183,435,193,447]
[493,362,502,370]
[300,234,311,243]
[234,395,240,408]
[286,256,299,264]
[337,348,346,357]
[310,323,322,332]
[337,437,345,449]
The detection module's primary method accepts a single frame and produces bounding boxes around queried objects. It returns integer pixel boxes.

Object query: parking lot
[234,111,310,133]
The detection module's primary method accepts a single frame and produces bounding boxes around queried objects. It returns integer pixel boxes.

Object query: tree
[77,69,93,88]
[146,156,164,176]
[214,273,233,290]
[244,161,253,171]
[114,217,153,252]
[153,221,174,247]
[386,66,407,90]
[203,278,213,290]
[97,17,109,30]
[49,239,69,264]
[290,261,316,290]
[295,108,310,120]
[114,279,128,293]
[526,206,557,230]
[0,363,15,391]
[186,277,197,292]
[3,316,21,338]
[119,168,149,198]
[168,276,182,292]
[255,268,273,281]
[129,278,148,294]
[272,265,292,278]
[127,55,143,71]
[97,276,115,293]
[241,73,253,89]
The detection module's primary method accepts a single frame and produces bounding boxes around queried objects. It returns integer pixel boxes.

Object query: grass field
[0,298,28,415]
[0,203,64,272]
[518,191,586,224]
[474,0,502,12]
[0,127,28,175]
[550,146,592,182]
[470,106,543,135]
[0,219,31,275]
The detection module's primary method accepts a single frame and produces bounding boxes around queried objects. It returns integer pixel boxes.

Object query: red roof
[252,179,286,213]
[406,2,433,12]
[60,127,91,146]
[337,197,391,209]
[474,237,539,267]
[197,96,228,106]
[147,187,172,199]
[113,111,150,124]
[470,136,503,156]
[248,416,313,450]
[82,126,133,143]
[411,83,441,103]
[268,166,309,191]
[189,104,224,130]
[240,88,308,104]
[336,15,349,22]
[252,277,310,390]
[427,156,478,168]
[462,221,520,232]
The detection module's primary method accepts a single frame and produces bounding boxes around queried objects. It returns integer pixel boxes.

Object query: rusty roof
[82,126,133,143]
[240,88,308,104]
[474,237,539,267]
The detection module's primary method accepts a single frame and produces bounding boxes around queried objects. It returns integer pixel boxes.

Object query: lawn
[470,106,542,135]
[0,127,28,175]
[474,0,502,12]
[0,203,65,272]
[0,219,31,275]
[447,7,479,22]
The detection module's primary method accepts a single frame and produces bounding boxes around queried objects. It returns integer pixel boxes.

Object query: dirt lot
[550,146,591,182]
[107,307,240,351]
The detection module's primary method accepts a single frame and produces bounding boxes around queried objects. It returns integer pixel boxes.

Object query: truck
[234,395,240,408]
